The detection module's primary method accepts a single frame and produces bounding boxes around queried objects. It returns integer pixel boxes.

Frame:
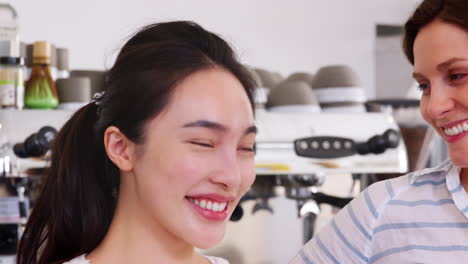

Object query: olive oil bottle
[24,41,58,109]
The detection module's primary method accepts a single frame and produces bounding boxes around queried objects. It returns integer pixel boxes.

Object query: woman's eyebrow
[245,125,257,135]
[183,120,226,132]
[436,57,468,71]
[182,120,257,135]
[412,72,426,80]
[413,57,468,79]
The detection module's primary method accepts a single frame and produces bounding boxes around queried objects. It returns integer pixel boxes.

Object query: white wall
[10,0,421,99]
[376,35,414,98]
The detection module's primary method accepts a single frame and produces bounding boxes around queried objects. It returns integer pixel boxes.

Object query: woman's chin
[448,151,468,169]
[191,229,226,249]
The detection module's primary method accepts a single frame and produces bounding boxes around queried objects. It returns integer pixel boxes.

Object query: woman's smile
[186,195,231,221]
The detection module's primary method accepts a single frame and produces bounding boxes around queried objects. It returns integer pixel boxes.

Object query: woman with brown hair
[16,21,257,264]
[291,0,468,263]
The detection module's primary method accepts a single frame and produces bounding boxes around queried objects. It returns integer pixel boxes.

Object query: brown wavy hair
[403,0,468,64]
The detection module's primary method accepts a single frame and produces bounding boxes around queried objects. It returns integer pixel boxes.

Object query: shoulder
[205,255,230,264]
[362,159,453,212]
[62,255,89,264]
[291,177,403,263]
[291,161,453,264]
[355,160,452,219]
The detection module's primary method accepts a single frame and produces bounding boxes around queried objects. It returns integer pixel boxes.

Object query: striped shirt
[290,160,468,263]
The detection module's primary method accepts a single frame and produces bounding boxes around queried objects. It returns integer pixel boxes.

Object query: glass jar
[0,56,24,109]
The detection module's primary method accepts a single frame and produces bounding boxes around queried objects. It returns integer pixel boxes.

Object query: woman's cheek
[240,160,256,193]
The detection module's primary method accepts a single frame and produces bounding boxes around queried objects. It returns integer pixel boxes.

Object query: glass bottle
[24,41,58,109]
[0,41,24,109]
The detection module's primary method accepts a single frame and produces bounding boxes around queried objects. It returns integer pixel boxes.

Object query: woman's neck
[461,168,468,192]
[87,185,208,264]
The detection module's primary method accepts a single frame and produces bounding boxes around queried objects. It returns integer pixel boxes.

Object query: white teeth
[215,202,227,212]
[450,127,456,135]
[188,198,227,212]
[446,128,452,136]
[213,202,224,212]
[444,128,452,136]
[444,122,468,136]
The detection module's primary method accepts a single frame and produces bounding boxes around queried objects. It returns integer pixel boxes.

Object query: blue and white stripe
[290,160,468,264]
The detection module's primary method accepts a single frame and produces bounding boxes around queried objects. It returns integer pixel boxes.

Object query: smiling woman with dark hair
[16,21,257,264]
[291,0,468,263]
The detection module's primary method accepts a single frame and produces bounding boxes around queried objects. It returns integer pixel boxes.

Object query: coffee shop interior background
[1,0,425,263]
[11,0,420,99]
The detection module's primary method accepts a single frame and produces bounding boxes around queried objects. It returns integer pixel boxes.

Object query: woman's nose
[210,150,242,190]
[425,84,455,120]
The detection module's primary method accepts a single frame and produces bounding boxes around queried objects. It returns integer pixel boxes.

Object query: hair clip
[92,91,106,105]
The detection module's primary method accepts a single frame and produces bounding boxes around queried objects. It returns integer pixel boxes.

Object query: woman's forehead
[151,68,254,130]
[414,20,468,69]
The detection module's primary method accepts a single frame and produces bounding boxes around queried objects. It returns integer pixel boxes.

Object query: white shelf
[0,109,76,143]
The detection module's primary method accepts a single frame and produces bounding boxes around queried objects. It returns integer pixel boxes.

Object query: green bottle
[25,41,58,109]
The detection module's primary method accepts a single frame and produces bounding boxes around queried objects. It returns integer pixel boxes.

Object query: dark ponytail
[16,21,255,264]
[17,103,119,264]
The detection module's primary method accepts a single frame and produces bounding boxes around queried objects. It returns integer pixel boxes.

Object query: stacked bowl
[311,65,366,113]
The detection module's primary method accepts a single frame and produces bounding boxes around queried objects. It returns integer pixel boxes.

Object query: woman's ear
[104,126,135,172]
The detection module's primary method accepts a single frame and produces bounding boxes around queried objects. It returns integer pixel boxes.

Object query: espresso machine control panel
[294,129,400,159]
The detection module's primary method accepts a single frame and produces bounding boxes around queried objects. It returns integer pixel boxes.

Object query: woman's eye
[190,141,213,148]
[417,82,429,91]
[416,82,430,96]
[450,73,466,81]
[239,146,255,152]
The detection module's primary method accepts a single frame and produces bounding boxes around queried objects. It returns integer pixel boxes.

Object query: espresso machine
[230,109,407,243]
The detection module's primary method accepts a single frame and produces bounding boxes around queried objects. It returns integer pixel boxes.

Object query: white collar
[408,159,453,184]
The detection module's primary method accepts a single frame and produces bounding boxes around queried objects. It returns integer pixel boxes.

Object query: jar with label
[0,56,24,109]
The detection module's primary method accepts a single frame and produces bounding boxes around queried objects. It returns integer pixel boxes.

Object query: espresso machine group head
[13,126,57,159]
